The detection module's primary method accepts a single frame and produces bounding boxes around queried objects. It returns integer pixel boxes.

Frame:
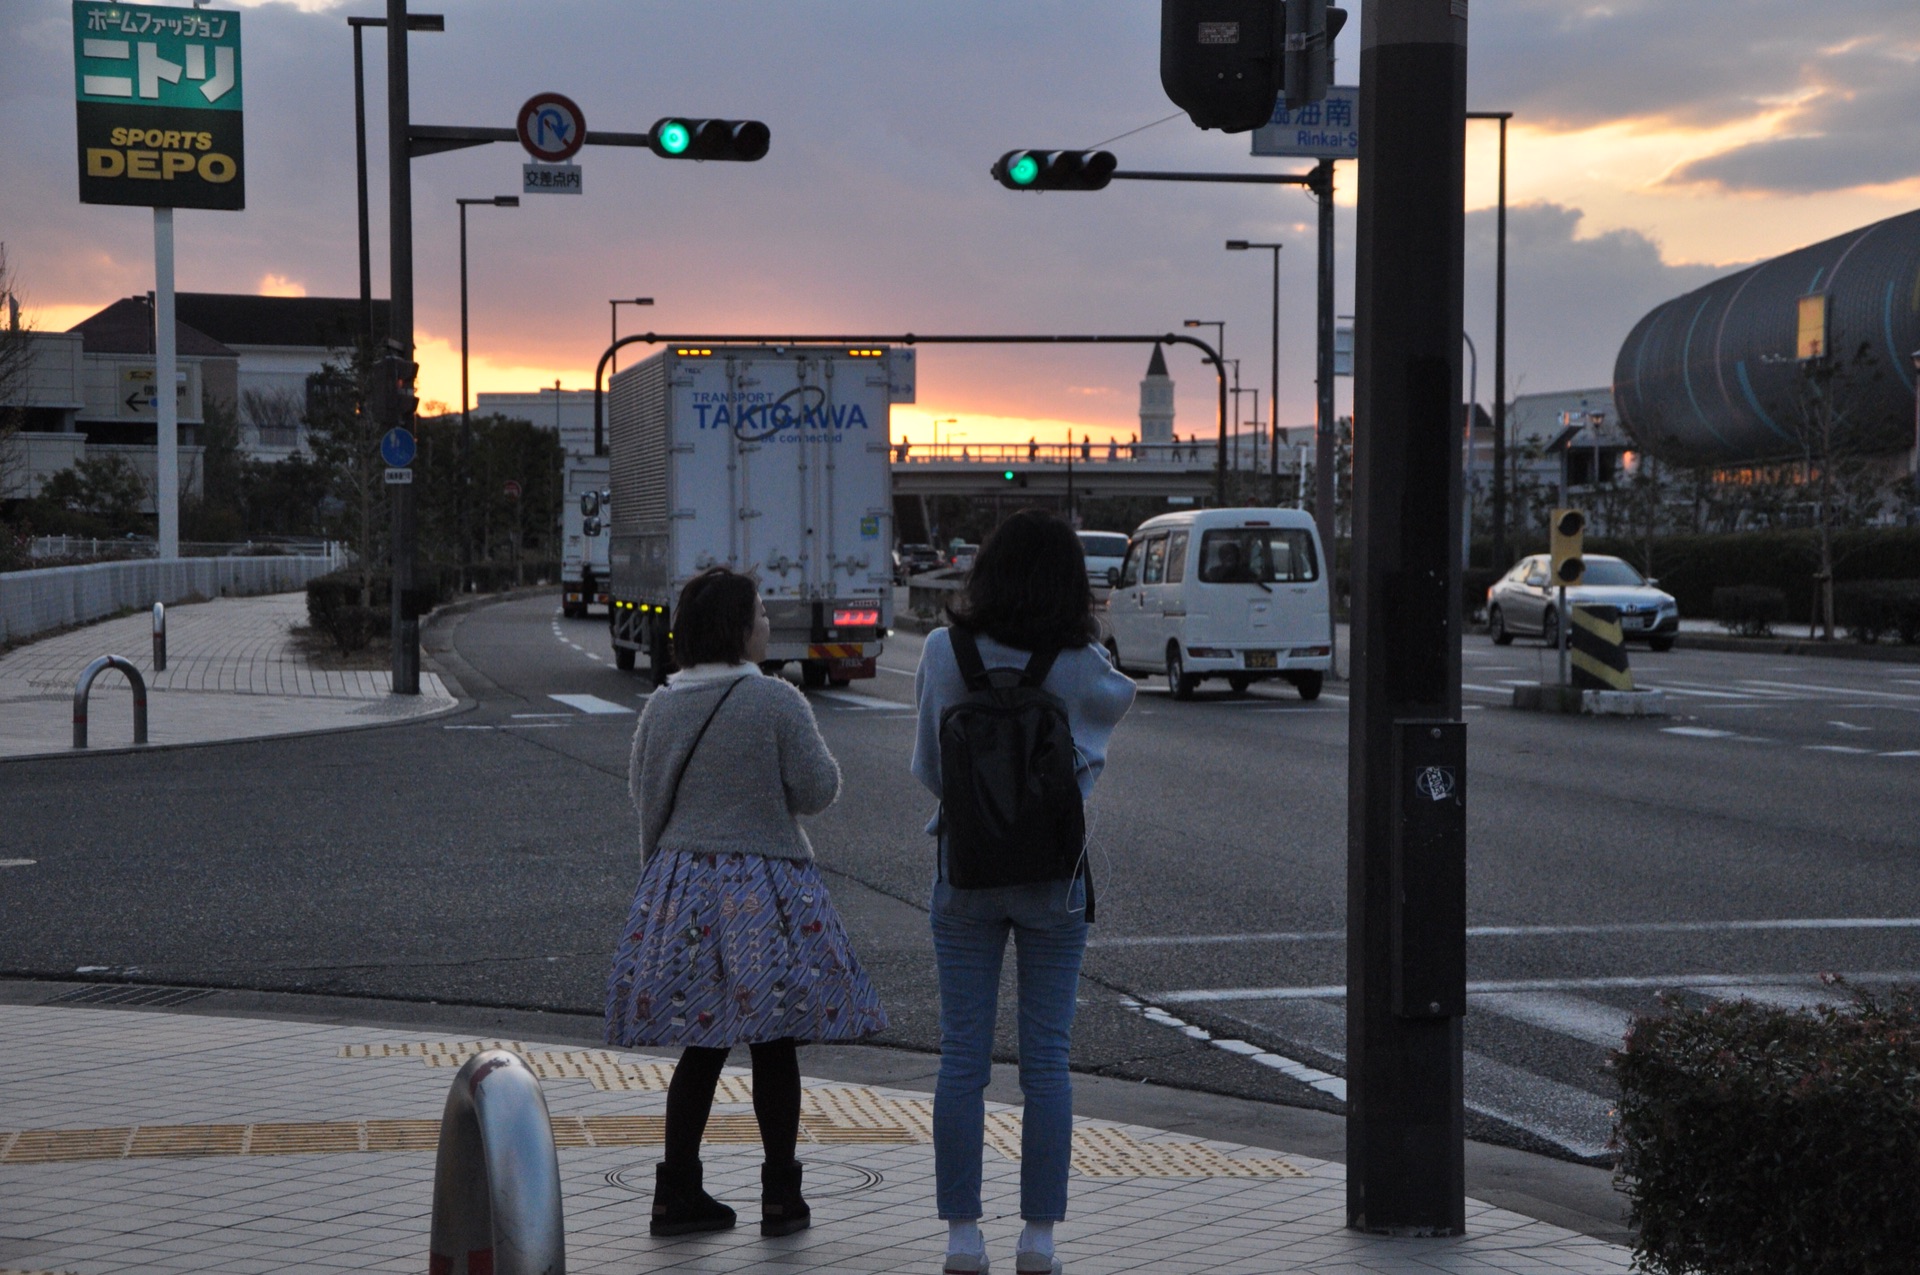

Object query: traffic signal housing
[648,118,771,162]
[992,149,1117,191]
[1550,508,1586,586]
[1159,0,1347,132]
[368,355,419,426]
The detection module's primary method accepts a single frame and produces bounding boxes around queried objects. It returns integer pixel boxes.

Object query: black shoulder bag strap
[656,677,745,836]
[948,626,992,691]
[1020,645,1061,687]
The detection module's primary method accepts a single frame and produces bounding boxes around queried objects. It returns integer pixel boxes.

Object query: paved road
[2,592,1916,1169]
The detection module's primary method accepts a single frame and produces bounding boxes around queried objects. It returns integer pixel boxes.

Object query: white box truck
[605,344,908,686]
[561,454,611,618]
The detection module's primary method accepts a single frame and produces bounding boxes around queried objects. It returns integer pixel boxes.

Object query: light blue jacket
[911,626,1136,835]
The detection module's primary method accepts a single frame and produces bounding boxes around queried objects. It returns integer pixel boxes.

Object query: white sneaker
[1014,1254,1061,1275]
[943,1250,989,1275]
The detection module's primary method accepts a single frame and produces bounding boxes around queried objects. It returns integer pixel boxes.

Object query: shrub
[1834,580,1920,645]
[321,604,382,654]
[1711,585,1787,637]
[1610,985,1920,1275]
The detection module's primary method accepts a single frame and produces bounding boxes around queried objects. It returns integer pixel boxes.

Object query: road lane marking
[1662,726,1735,738]
[814,689,908,711]
[1827,720,1871,731]
[0,859,35,868]
[1155,970,1920,1004]
[511,713,571,719]
[1743,679,1920,702]
[1472,991,1633,1048]
[1879,749,1920,758]
[1121,999,1346,1099]
[1804,744,1872,754]
[549,694,635,715]
[1088,916,1920,950]
[1461,683,1511,694]
[876,664,916,676]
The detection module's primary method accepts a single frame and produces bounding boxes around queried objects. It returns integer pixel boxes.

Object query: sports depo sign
[73,2,244,211]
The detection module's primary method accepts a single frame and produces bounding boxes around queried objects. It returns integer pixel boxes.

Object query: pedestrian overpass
[889,441,1223,500]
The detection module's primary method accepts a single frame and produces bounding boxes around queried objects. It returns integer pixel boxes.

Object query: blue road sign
[380,427,416,468]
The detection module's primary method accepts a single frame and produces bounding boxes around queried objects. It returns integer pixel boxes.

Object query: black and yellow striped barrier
[1569,604,1633,691]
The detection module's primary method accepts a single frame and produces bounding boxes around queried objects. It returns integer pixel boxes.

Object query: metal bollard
[73,655,148,749]
[152,602,167,672]
[429,1050,566,1275]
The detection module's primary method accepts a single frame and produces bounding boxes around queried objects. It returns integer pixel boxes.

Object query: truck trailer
[561,453,611,618]
[605,344,907,686]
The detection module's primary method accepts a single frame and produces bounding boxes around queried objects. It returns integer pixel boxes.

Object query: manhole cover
[608,1161,883,1198]
[44,984,214,1009]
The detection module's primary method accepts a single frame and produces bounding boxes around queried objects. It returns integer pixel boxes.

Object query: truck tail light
[832,608,880,627]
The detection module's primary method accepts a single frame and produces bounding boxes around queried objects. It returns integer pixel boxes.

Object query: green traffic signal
[1008,154,1039,186]
[1002,470,1016,481]
[992,149,1117,191]
[656,120,691,155]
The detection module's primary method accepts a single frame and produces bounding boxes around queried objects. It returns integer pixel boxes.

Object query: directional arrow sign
[73,2,246,211]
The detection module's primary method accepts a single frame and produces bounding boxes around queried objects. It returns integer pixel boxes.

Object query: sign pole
[386,0,419,695]
[153,207,179,560]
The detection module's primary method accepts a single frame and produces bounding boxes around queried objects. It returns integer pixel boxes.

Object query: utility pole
[385,0,419,694]
[1312,159,1338,562]
[1347,0,1468,1237]
[1467,111,1513,568]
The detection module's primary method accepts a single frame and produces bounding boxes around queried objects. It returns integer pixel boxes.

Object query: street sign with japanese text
[1250,84,1358,160]
[522,162,583,195]
[72,2,245,210]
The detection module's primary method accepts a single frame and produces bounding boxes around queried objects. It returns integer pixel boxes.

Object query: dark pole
[1184,320,1226,501]
[1466,111,1514,568]
[352,22,372,344]
[1313,160,1338,561]
[1348,0,1467,1237]
[386,0,417,695]
[1270,248,1281,503]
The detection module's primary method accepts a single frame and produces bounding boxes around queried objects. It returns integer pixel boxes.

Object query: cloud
[257,273,306,297]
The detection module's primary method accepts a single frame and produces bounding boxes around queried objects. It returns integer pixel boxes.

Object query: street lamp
[932,417,958,452]
[458,194,519,589]
[1184,319,1225,492]
[609,297,655,377]
[1467,110,1514,566]
[1462,331,1478,570]
[349,13,442,344]
[1227,239,1283,502]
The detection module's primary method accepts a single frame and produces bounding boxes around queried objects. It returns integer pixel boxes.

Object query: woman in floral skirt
[605,566,887,1238]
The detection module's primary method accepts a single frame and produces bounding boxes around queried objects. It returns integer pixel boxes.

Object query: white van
[1105,507,1333,700]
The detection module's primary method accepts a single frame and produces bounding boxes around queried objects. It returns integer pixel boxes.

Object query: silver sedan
[1487,554,1679,651]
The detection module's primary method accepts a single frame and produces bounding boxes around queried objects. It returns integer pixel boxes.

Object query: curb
[1672,632,1920,664]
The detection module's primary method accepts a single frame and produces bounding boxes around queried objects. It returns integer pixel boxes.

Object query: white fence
[0,555,340,647]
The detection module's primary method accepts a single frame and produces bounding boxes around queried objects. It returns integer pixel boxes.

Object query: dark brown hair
[672,567,759,666]
[946,508,1097,650]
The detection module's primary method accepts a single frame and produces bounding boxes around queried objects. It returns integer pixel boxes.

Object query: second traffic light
[992,149,1117,191]
[1160,0,1347,132]
[1550,508,1586,586]
[368,355,419,427]
[648,118,771,162]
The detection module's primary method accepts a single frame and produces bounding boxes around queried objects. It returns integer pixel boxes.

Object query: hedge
[1610,985,1920,1275]
[1834,580,1920,644]
[1711,585,1787,638]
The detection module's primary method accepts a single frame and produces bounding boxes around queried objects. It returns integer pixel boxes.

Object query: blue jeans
[929,875,1088,1222]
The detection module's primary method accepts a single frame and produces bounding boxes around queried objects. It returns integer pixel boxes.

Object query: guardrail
[429,1050,566,1275]
[73,655,147,750]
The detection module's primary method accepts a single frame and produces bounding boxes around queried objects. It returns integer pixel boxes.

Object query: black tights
[663,1038,800,1169]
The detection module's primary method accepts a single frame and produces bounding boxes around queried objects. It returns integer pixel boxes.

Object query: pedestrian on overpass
[605,566,888,1240]
[912,509,1136,1275]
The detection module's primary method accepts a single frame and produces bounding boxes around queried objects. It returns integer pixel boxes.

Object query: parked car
[949,543,980,571]
[1487,554,1679,650]
[1076,530,1129,590]
[1106,508,1333,700]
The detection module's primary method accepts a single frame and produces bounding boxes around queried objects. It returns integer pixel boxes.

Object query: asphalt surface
[4,589,1918,1231]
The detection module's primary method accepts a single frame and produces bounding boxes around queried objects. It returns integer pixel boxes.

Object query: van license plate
[1245,650,1277,669]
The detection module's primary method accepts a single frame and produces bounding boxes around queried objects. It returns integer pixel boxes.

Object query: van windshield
[1079,533,1128,558]
[1198,528,1319,584]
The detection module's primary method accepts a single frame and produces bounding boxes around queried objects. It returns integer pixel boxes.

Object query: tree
[1779,341,1892,640]
[1,242,37,560]
[304,342,386,604]
[182,395,246,541]
[38,454,151,537]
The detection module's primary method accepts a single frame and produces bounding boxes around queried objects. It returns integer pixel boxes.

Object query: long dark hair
[672,566,758,666]
[946,508,1097,650]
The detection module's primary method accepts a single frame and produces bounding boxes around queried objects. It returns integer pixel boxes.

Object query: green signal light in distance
[1008,154,1039,186]
[1003,470,1015,480]
[658,121,691,154]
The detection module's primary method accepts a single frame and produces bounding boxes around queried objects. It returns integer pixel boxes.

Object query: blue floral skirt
[604,850,888,1050]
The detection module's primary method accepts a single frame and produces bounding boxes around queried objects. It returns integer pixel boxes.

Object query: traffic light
[1550,508,1586,586]
[1283,0,1347,111]
[1159,0,1347,132]
[999,469,1028,488]
[992,149,1117,191]
[648,118,770,162]
[368,355,418,426]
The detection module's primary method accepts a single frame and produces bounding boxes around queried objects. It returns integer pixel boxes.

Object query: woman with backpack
[912,509,1136,1275]
[606,566,888,1240]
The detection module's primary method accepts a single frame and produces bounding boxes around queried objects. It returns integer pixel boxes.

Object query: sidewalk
[0,992,1633,1275]
[0,592,457,760]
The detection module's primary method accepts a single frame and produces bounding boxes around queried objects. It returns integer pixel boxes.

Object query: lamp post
[1467,110,1514,567]
[1910,350,1920,518]
[1462,331,1478,570]
[609,297,655,378]
[1226,239,1283,503]
[932,417,957,454]
[348,13,442,345]
[458,195,519,590]
[1185,319,1225,495]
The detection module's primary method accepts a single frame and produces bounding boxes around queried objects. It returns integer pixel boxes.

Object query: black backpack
[938,627,1093,918]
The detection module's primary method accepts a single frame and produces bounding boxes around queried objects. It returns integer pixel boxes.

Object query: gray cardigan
[628,666,841,861]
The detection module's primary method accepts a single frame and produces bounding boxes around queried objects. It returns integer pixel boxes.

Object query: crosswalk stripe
[548,694,635,715]
[1155,969,1920,1004]
[815,689,909,711]
[1471,991,1633,1048]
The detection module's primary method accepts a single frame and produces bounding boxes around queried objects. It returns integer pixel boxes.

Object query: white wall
[0,555,336,646]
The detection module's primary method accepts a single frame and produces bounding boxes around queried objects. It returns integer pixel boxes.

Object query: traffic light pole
[1312,160,1338,574]
[589,332,1228,502]
[1347,0,1468,1236]
[385,0,420,696]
